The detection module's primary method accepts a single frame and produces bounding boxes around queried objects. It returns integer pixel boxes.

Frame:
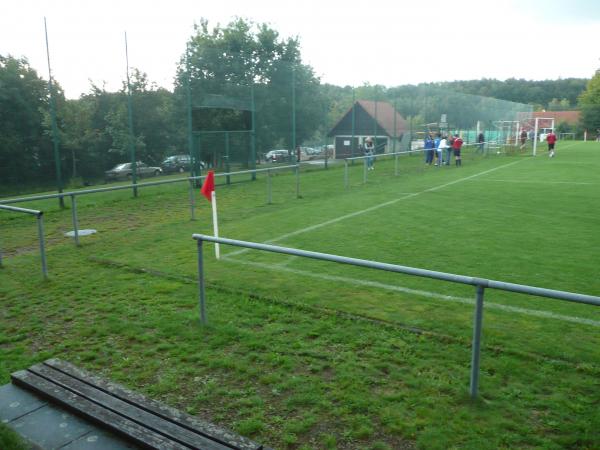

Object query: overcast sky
[1,0,599,99]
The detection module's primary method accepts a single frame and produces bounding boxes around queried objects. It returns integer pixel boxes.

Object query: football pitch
[1,141,599,449]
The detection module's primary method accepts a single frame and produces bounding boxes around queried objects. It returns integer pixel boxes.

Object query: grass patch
[1,143,599,448]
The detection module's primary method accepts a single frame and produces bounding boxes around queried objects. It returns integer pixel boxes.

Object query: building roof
[328,100,407,138]
[519,111,581,125]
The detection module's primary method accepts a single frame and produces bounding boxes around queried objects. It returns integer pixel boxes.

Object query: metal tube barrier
[70,194,79,246]
[192,234,600,398]
[197,239,207,325]
[0,205,48,278]
[0,164,301,206]
[470,284,485,398]
[344,149,425,187]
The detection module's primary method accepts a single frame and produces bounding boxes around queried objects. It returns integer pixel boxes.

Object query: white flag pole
[211,190,220,259]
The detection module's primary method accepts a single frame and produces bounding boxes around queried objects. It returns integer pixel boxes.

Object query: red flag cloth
[200,171,215,202]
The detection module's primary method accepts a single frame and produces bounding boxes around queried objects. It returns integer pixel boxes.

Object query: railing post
[70,194,80,246]
[267,169,272,204]
[344,159,349,189]
[470,284,485,398]
[296,164,300,199]
[37,213,48,279]
[197,239,207,325]
[395,153,399,176]
[189,179,196,221]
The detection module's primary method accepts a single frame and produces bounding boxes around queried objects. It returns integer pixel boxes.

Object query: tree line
[1,18,598,192]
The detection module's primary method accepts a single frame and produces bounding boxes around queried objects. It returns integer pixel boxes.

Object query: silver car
[105,162,162,181]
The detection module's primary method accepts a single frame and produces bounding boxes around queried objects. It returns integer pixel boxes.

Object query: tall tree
[578,69,600,135]
[0,55,56,188]
[175,18,326,164]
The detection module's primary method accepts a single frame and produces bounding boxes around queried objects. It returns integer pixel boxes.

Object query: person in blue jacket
[424,134,435,165]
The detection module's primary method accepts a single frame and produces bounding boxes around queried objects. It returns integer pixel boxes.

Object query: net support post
[70,194,80,246]
[37,213,48,279]
[197,238,207,325]
[469,283,486,399]
[363,157,367,184]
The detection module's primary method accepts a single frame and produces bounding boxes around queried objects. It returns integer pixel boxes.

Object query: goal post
[532,117,555,156]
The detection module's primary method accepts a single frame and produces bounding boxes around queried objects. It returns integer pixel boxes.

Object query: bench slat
[43,359,261,450]
[26,363,231,450]
[11,369,188,450]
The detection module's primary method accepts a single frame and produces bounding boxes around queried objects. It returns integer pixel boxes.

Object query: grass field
[1,142,599,449]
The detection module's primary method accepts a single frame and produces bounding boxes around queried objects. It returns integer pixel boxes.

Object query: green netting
[183,51,535,177]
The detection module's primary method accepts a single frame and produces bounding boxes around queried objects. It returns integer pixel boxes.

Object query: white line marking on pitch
[223,258,600,328]
[225,159,525,258]
[477,179,597,185]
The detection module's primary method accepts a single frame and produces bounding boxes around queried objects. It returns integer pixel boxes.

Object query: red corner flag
[200,171,215,202]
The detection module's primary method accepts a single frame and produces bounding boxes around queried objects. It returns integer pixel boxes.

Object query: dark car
[161,155,206,173]
[104,162,162,182]
[265,149,290,163]
[162,154,191,173]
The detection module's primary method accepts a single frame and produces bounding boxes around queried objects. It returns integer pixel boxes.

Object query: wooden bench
[11,359,267,450]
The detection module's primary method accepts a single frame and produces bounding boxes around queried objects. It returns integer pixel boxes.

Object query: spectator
[436,135,448,166]
[364,137,375,170]
[446,135,455,165]
[424,134,435,165]
[477,132,485,154]
[520,130,527,149]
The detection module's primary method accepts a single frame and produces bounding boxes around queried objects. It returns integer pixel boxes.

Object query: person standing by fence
[364,137,375,170]
[424,134,435,165]
[477,132,485,154]
[452,134,464,166]
[436,135,448,166]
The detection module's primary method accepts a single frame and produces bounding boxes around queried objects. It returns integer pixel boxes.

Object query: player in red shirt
[452,134,464,166]
[546,131,557,158]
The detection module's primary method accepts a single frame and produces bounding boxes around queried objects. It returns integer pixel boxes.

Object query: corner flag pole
[211,190,220,259]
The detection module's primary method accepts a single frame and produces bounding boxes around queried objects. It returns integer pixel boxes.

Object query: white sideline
[225,158,525,258]
[223,258,600,328]
[476,179,597,185]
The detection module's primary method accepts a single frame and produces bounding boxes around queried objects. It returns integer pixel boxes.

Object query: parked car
[265,149,290,163]
[104,162,162,181]
[161,154,208,174]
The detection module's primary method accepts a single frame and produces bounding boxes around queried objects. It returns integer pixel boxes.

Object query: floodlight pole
[186,44,196,180]
[291,66,296,155]
[44,18,65,209]
[124,32,138,197]
[250,85,256,181]
[351,89,356,160]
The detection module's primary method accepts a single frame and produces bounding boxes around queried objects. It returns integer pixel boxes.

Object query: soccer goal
[559,132,575,140]
[532,117,555,156]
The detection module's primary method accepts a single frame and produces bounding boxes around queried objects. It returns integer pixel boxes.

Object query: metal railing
[0,164,302,245]
[344,148,425,187]
[0,205,47,278]
[191,234,600,399]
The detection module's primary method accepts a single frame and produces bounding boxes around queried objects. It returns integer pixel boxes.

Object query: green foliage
[0,55,54,185]
[578,69,600,133]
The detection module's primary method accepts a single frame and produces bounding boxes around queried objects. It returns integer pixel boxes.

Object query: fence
[0,205,47,278]
[191,234,600,399]
[0,164,308,247]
